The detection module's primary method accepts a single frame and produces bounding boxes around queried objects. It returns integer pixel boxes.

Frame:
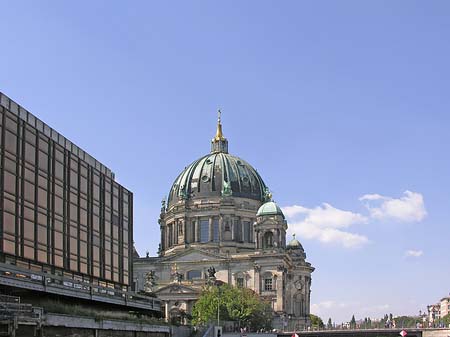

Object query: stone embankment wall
[9,313,179,337]
[423,329,450,337]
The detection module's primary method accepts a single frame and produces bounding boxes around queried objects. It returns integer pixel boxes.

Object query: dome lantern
[211,109,228,154]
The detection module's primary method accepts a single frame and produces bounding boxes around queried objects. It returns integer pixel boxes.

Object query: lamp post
[217,286,222,328]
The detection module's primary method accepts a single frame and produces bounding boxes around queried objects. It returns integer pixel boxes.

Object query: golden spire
[211,108,228,153]
[214,109,225,141]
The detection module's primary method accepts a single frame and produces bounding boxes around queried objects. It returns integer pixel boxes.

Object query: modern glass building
[0,92,159,313]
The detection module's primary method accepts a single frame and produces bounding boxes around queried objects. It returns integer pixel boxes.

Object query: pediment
[155,283,200,295]
[162,248,225,263]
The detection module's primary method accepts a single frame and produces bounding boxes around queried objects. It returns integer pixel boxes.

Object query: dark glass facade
[0,92,132,289]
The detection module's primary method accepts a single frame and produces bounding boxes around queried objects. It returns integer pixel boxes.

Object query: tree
[442,313,450,327]
[191,284,272,330]
[350,315,356,329]
[310,314,324,329]
[327,318,333,329]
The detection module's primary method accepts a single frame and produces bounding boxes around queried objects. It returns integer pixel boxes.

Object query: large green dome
[167,112,269,207]
[168,152,268,206]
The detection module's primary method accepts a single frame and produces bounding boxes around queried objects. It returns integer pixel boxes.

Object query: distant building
[440,297,450,318]
[427,303,440,323]
[134,113,314,330]
[427,295,450,323]
[0,92,159,313]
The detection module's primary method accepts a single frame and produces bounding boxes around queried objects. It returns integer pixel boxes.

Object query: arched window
[263,231,273,248]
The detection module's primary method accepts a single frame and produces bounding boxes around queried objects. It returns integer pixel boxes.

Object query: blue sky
[2,1,450,323]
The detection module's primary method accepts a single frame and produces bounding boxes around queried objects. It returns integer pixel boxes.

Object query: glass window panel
[54,253,63,267]
[79,210,87,226]
[4,171,16,194]
[93,247,100,261]
[54,219,63,232]
[38,151,48,172]
[200,220,209,243]
[93,215,99,231]
[24,206,34,221]
[264,278,273,291]
[38,212,47,226]
[24,220,34,241]
[38,188,47,208]
[25,143,35,165]
[55,161,64,180]
[70,170,78,188]
[244,221,251,242]
[80,241,87,258]
[24,168,35,182]
[4,198,15,213]
[38,250,47,263]
[54,184,63,197]
[38,175,47,188]
[39,136,48,152]
[70,204,78,221]
[24,245,34,259]
[70,259,77,271]
[70,238,78,254]
[3,212,15,234]
[5,130,17,154]
[54,232,63,250]
[38,225,47,244]
[187,270,201,280]
[4,157,16,173]
[70,226,77,237]
[3,239,15,254]
[55,196,63,215]
[25,128,36,144]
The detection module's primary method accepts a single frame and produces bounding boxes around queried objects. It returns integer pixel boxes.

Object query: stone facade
[133,114,314,330]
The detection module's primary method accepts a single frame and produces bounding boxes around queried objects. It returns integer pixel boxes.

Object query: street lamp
[217,285,222,328]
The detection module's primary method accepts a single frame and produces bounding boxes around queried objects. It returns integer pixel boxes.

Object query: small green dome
[256,201,284,218]
[287,234,302,249]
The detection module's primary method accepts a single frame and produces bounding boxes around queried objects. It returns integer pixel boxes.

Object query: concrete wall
[423,329,450,337]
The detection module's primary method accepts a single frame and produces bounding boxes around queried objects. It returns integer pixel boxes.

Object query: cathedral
[133,113,314,330]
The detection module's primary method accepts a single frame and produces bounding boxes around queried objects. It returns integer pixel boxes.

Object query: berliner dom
[134,111,314,330]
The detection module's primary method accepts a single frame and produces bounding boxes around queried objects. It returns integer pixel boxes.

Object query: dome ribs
[167,152,267,206]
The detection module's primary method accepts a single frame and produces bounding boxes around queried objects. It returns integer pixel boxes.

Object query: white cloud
[282,203,369,248]
[405,249,423,257]
[359,190,426,222]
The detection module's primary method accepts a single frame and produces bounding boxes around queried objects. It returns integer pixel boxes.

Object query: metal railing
[0,263,161,312]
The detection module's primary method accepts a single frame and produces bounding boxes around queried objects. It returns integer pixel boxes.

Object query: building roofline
[0,91,115,179]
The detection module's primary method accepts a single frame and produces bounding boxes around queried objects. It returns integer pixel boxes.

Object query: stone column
[209,217,213,242]
[276,272,283,311]
[165,301,170,322]
[241,219,246,242]
[254,266,261,294]
[194,219,199,242]
[274,229,279,248]
[231,217,235,241]
[218,215,223,242]
[173,221,176,245]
